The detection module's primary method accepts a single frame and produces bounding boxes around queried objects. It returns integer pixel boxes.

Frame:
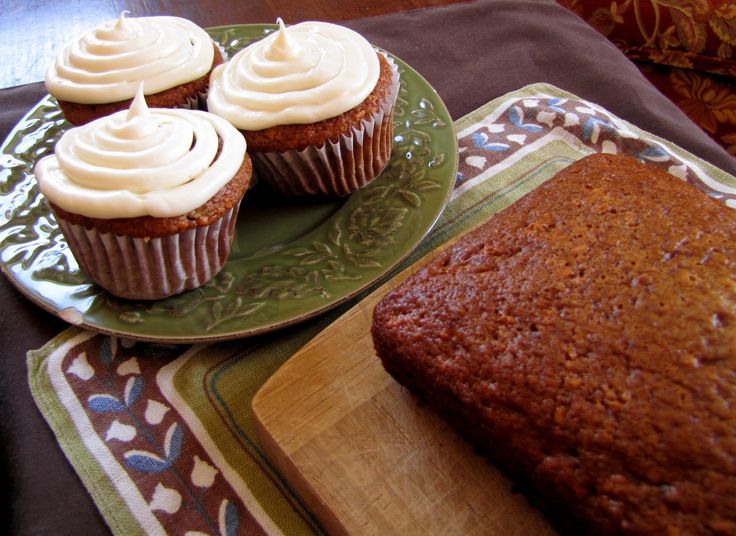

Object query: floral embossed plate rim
[0,23,457,343]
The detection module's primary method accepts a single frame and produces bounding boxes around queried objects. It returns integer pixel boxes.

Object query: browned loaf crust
[371,154,736,535]
[49,153,252,238]
[57,43,224,126]
[242,52,395,152]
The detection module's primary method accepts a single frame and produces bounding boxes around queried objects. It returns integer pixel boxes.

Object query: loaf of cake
[371,154,736,535]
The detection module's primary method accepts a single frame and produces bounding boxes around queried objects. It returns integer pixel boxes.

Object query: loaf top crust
[372,153,736,534]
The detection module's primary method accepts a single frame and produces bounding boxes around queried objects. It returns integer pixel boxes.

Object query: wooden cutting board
[251,238,557,535]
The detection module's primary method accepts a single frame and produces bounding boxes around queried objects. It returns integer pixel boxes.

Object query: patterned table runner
[28,83,736,535]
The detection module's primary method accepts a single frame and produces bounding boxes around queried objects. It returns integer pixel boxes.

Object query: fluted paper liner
[56,205,239,300]
[250,57,400,197]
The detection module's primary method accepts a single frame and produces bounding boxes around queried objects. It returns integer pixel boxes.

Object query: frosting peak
[207,21,380,131]
[45,15,215,104]
[35,96,246,219]
[117,84,157,139]
[114,11,130,31]
[266,18,300,61]
[101,10,132,39]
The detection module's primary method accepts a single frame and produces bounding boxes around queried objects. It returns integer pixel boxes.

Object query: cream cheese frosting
[35,86,246,219]
[45,13,215,104]
[207,19,380,131]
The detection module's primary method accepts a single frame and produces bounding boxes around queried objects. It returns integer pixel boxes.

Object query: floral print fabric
[558,0,736,155]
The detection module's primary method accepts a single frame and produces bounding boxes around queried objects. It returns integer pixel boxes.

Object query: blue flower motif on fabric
[219,500,240,536]
[582,117,616,143]
[546,98,566,114]
[123,422,183,473]
[88,376,143,412]
[124,452,171,473]
[507,106,543,132]
[638,145,670,163]
[125,376,143,405]
[88,394,126,413]
[79,338,231,532]
[472,131,509,152]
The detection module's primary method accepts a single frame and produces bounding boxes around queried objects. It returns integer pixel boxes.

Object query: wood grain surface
[2,0,472,89]
[251,229,557,536]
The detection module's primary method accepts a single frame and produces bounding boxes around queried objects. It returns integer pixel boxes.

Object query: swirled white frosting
[45,13,215,104]
[207,20,380,131]
[35,86,246,219]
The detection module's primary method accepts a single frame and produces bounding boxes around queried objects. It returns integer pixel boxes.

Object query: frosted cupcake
[207,20,399,197]
[46,13,223,126]
[34,86,252,300]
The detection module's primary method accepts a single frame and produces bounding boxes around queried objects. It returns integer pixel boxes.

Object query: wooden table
[3,0,472,89]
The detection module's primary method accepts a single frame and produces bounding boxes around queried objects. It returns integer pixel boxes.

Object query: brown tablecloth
[2,1,734,534]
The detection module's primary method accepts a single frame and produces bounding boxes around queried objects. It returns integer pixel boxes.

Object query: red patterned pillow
[557,0,736,76]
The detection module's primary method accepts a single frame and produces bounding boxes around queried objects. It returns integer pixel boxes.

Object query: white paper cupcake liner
[179,90,208,111]
[56,205,239,300]
[250,56,400,197]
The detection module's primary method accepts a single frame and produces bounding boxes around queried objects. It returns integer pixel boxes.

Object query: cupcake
[34,85,252,300]
[45,12,224,126]
[207,19,399,197]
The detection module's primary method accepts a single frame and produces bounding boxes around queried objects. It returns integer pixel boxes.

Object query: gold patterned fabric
[558,0,736,155]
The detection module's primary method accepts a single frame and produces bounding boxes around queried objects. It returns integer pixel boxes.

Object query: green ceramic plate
[0,24,457,343]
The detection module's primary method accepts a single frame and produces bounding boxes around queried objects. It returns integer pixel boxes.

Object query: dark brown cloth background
[1,1,734,534]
